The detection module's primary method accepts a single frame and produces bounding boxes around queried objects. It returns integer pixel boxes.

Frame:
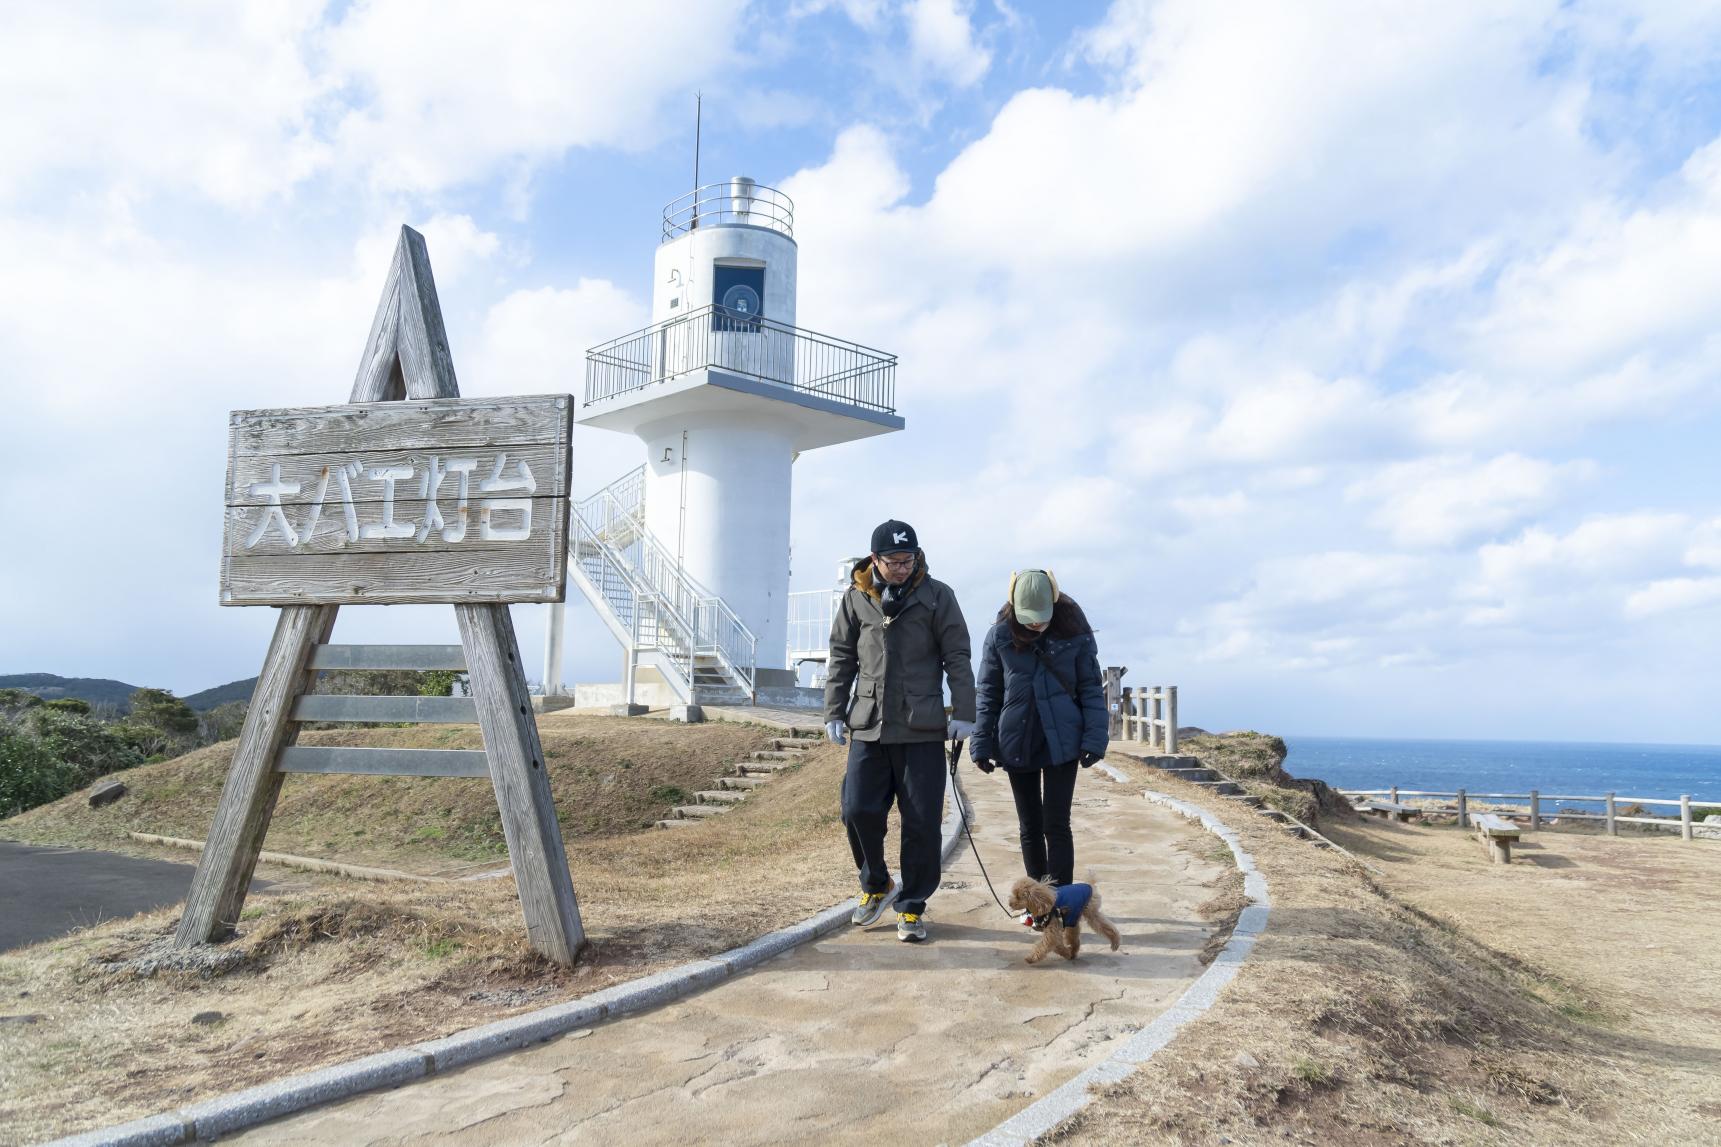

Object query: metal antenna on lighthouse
[692,92,703,229]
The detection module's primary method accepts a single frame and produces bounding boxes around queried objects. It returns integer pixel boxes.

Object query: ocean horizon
[1279,734,1721,806]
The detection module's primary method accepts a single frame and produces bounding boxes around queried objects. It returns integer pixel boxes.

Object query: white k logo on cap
[893,531,908,544]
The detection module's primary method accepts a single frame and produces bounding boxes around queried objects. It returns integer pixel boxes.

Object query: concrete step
[673,804,728,819]
[750,750,804,761]
[1231,794,1267,808]
[697,790,746,805]
[1189,779,1243,796]
[771,738,815,751]
[655,819,697,829]
[1162,767,1219,783]
[720,776,770,790]
[736,760,798,775]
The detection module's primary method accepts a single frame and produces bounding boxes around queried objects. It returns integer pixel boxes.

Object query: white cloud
[0,1,749,208]
[322,2,744,195]
[0,3,331,207]
[905,0,992,88]
[1625,576,1721,619]
[1349,453,1592,548]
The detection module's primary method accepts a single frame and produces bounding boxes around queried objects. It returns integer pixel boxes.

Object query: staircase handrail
[574,479,757,699]
[569,511,698,687]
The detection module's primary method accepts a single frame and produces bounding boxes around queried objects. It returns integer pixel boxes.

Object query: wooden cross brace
[175,226,586,966]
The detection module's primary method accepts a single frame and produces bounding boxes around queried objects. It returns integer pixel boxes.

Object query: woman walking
[969,570,1109,887]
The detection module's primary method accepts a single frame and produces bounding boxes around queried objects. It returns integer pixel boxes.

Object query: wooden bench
[1355,799,1423,823]
[1474,813,1521,864]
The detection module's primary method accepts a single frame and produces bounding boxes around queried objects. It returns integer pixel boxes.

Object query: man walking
[825,519,976,942]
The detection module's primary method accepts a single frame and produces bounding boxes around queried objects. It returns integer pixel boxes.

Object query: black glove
[974,758,997,774]
[1079,751,1103,768]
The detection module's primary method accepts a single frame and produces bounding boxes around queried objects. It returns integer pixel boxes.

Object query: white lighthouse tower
[550,177,902,707]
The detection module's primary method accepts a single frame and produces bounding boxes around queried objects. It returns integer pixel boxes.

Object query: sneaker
[851,884,897,927]
[896,912,927,943]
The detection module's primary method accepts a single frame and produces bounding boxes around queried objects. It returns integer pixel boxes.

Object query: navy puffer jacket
[970,598,1109,771]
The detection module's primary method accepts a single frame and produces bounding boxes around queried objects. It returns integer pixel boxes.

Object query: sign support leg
[176,604,336,944]
[456,602,586,964]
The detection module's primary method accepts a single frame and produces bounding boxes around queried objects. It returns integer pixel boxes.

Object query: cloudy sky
[3,0,1720,742]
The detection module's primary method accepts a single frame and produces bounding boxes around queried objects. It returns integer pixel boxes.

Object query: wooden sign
[178,225,586,967]
[221,395,572,605]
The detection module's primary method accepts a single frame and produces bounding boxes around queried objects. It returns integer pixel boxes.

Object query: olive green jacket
[824,559,977,744]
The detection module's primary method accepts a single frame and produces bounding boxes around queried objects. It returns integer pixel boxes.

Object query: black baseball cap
[870,519,918,555]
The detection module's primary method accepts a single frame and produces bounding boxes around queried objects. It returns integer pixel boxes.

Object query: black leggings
[1005,762,1079,886]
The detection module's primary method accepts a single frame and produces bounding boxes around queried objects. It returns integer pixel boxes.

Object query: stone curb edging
[43,764,966,1147]
[967,775,1271,1147]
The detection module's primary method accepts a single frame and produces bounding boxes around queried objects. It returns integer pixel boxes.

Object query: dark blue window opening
[713,265,764,331]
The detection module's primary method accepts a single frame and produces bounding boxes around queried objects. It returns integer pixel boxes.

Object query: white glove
[825,720,848,745]
[948,719,976,741]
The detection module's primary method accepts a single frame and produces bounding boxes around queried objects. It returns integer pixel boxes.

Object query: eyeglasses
[875,554,916,569]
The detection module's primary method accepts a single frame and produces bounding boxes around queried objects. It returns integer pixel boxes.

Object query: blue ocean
[1281,736,1721,805]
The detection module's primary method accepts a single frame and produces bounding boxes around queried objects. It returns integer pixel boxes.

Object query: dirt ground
[1052,759,1721,1146]
[0,718,859,1145]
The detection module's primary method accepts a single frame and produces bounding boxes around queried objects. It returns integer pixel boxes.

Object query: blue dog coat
[1030,883,1093,930]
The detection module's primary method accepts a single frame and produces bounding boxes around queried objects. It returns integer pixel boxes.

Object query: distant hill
[182,678,258,711]
[1,673,257,713]
[0,673,141,711]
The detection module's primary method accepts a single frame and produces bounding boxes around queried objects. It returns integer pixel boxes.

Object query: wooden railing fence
[1103,669,1178,753]
[1339,787,1716,843]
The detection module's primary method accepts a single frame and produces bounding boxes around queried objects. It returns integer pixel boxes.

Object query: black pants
[1006,762,1079,886]
[841,739,947,916]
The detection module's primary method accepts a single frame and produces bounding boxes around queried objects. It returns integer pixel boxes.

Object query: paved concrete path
[235,768,1221,1145]
[0,840,208,954]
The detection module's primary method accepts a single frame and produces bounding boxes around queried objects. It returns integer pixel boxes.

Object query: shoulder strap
[1031,644,1080,704]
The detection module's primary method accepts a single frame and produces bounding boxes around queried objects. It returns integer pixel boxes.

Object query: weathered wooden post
[1164,685,1178,755]
[1681,794,1694,842]
[1456,788,1468,829]
[1605,792,1617,836]
[543,596,566,698]
[1103,666,1126,739]
[177,225,586,966]
[1529,789,1540,831]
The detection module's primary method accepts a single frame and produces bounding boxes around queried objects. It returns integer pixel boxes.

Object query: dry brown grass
[0,720,857,1144]
[0,716,774,870]
[1049,757,1721,1146]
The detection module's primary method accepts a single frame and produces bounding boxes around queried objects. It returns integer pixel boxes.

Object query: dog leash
[946,738,1020,920]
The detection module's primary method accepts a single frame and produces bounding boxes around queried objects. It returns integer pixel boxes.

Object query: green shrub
[0,724,80,818]
[0,709,147,819]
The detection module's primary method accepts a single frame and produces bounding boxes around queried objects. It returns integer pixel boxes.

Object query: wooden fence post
[1456,788,1467,829]
[1681,794,1694,842]
[1164,685,1178,754]
[1606,792,1617,836]
[1529,789,1540,831]
[1103,667,1125,739]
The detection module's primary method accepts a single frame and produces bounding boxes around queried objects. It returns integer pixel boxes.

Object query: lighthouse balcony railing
[585,305,897,417]
[662,181,795,242]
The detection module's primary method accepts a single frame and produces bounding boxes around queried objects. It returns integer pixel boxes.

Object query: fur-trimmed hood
[851,552,928,602]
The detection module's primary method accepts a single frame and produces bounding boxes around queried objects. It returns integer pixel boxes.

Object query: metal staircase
[568,466,757,705]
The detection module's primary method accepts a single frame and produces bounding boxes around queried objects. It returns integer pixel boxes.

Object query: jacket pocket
[906,692,947,732]
[849,678,880,729]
